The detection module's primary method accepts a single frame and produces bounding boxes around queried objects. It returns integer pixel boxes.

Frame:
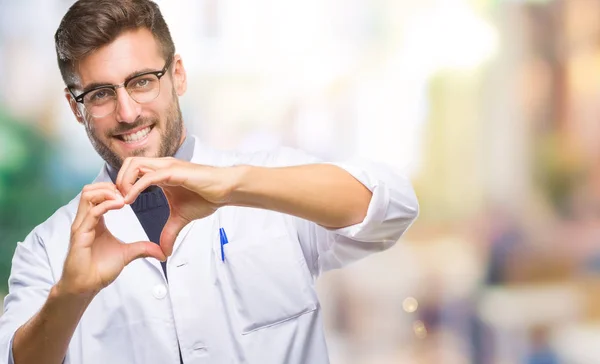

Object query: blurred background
[2,0,600,362]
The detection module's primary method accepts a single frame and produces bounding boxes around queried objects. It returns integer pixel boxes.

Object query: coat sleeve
[0,230,55,364]
[268,147,419,277]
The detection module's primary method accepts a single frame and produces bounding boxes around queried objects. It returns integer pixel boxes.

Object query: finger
[116,157,141,197]
[83,188,121,205]
[73,188,122,231]
[77,198,125,235]
[122,241,167,264]
[118,157,175,197]
[81,182,118,193]
[124,169,174,204]
[115,156,134,189]
[159,215,189,257]
[116,157,156,195]
[138,166,154,174]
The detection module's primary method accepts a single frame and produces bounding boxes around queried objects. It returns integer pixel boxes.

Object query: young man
[0,1,419,363]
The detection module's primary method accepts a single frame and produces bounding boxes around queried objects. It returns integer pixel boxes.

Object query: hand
[116,157,238,256]
[59,182,166,297]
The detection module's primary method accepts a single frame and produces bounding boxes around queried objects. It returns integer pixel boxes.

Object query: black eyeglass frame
[68,57,173,105]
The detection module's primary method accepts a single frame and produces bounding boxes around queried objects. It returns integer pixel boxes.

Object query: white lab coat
[0,136,418,364]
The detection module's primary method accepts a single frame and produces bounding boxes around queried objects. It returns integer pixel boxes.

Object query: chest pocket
[215,210,319,334]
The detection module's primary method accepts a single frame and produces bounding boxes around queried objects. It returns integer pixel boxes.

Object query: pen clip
[219,227,229,262]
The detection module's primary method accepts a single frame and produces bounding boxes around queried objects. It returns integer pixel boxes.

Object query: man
[0,1,419,363]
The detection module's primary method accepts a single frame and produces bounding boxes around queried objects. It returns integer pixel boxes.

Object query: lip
[113,125,154,149]
[114,124,153,137]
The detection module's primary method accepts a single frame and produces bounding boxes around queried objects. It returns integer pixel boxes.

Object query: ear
[64,88,86,125]
[171,54,187,97]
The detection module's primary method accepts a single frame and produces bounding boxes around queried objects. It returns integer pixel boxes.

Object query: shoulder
[14,164,109,257]
[27,195,79,249]
[238,146,322,167]
[10,195,79,282]
[193,143,322,168]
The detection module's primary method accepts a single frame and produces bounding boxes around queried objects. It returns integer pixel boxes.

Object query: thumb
[160,215,188,257]
[122,241,167,265]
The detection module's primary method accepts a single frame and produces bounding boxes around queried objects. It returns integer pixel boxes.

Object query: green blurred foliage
[533,131,583,217]
[0,109,70,292]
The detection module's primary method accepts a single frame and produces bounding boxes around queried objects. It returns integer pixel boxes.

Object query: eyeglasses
[69,58,172,118]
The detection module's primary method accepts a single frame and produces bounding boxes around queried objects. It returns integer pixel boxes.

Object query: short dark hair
[55,0,175,87]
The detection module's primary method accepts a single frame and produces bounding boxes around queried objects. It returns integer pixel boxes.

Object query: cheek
[85,117,112,138]
[156,85,177,110]
[149,103,171,126]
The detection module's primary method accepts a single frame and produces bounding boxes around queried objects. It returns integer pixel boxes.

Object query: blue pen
[219,227,229,262]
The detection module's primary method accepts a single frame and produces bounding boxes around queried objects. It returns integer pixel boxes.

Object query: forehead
[75,28,164,87]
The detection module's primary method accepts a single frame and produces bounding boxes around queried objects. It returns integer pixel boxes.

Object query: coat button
[152,284,168,299]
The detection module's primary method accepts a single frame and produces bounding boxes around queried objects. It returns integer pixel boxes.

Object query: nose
[114,87,141,123]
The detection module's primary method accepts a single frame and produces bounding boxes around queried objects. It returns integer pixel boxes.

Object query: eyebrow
[76,67,161,94]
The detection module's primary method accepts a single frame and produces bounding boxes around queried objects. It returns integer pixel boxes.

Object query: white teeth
[121,127,151,143]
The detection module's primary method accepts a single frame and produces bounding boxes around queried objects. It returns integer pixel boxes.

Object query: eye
[88,88,112,102]
[134,78,150,87]
[129,76,156,89]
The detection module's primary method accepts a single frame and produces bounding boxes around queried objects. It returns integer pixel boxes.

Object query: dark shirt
[130,186,171,277]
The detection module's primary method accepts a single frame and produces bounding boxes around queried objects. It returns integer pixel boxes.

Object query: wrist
[224,165,253,207]
[53,279,98,303]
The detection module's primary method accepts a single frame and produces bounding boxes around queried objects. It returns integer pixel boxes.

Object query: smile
[116,126,153,143]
